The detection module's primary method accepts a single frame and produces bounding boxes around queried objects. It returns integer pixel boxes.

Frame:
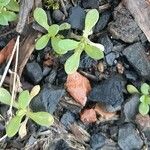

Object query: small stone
[123,42,150,80]
[88,75,125,112]
[42,66,51,77]
[66,72,91,106]
[108,4,142,43]
[25,62,43,84]
[52,9,65,22]
[68,6,85,30]
[45,69,57,84]
[118,123,143,150]
[31,85,65,114]
[60,111,76,128]
[80,108,97,123]
[90,133,106,150]
[98,34,113,54]
[105,52,116,66]
[94,10,111,32]
[123,94,140,122]
[124,70,138,81]
[81,0,99,9]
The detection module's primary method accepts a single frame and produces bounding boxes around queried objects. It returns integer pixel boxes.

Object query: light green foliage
[44,0,59,10]
[58,9,104,74]
[127,83,150,116]
[34,7,71,51]
[34,8,104,74]
[0,0,19,25]
[0,85,54,137]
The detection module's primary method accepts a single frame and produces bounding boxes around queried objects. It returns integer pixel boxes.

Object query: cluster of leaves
[34,8,104,74]
[0,0,19,25]
[127,83,150,115]
[0,85,54,137]
[44,0,59,10]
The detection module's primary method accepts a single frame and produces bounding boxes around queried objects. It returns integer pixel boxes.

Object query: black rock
[79,54,97,69]
[88,75,125,112]
[123,94,140,122]
[31,85,65,114]
[60,111,76,128]
[98,34,113,54]
[43,66,51,77]
[81,0,99,9]
[52,10,65,23]
[108,4,142,43]
[25,62,43,84]
[124,70,138,81]
[118,123,143,150]
[123,42,150,80]
[45,69,57,84]
[105,52,116,66]
[90,133,106,150]
[94,10,111,33]
[68,6,85,30]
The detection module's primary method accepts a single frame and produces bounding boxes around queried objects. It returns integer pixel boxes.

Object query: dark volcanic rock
[118,123,143,150]
[123,42,150,80]
[90,133,106,150]
[94,10,111,33]
[124,70,138,81]
[68,6,85,30]
[123,94,140,122]
[60,111,76,128]
[52,9,65,23]
[25,62,43,84]
[108,4,142,43]
[81,0,99,9]
[31,85,65,114]
[45,69,57,84]
[98,34,113,54]
[88,75,125,112]
[105,52,116,66]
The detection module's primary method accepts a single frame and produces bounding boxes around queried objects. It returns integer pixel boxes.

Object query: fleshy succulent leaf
[139,103,149,116]
[0,0,10,7]
[34,8,49,30]
[59,22,71,30]
[127,85,139,94]
[84,44,104,60]
[141,83,150,95]
[27,112,54,127]
[5,0,19,12]
[48,24,59,37]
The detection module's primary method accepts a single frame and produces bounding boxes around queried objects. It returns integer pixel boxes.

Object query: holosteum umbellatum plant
[0,85,54,138]
[34,8,104,74]
[127,83,150,116]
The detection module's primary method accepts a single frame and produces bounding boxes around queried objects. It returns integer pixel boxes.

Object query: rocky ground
[0,0,150,150]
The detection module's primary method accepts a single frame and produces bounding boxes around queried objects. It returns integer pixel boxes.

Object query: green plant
[0,0,19,25]
[34,7,71,51]
[58,9,104,74]
[127,83,150,116]
[0,85,54,138]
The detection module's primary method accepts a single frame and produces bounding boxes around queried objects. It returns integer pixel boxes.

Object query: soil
[0,0,150,150]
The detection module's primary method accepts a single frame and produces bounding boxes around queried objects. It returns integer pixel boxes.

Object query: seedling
[58,9,104,74]
[34,7,71,51]
[0,0,19,25]
[127,83,150,115]
[0,85,54,138]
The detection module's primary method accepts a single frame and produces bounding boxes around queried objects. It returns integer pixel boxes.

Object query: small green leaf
[127,85,139,94]
[0,88,11,105]
[6,115,23,137]
[139,103,149,116]
[35,34,50,50]
[84,9,99,35]
[5,0,19,12]
[2,11,17,22]
[140,95,146,103]
[51,37,68,54]
[18,90,30,109]
[59,23,71,30]
[27,112,54,127]
[141,83,150,95]
[48,24,59,37]
[84,44,104,60]
[0,14,8,25]
[145,96,150,105]
[65,51,81,74]
[30,85,40,99]
[34,8,49,30]
[58,39,79,51]
[0,0,10,7]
